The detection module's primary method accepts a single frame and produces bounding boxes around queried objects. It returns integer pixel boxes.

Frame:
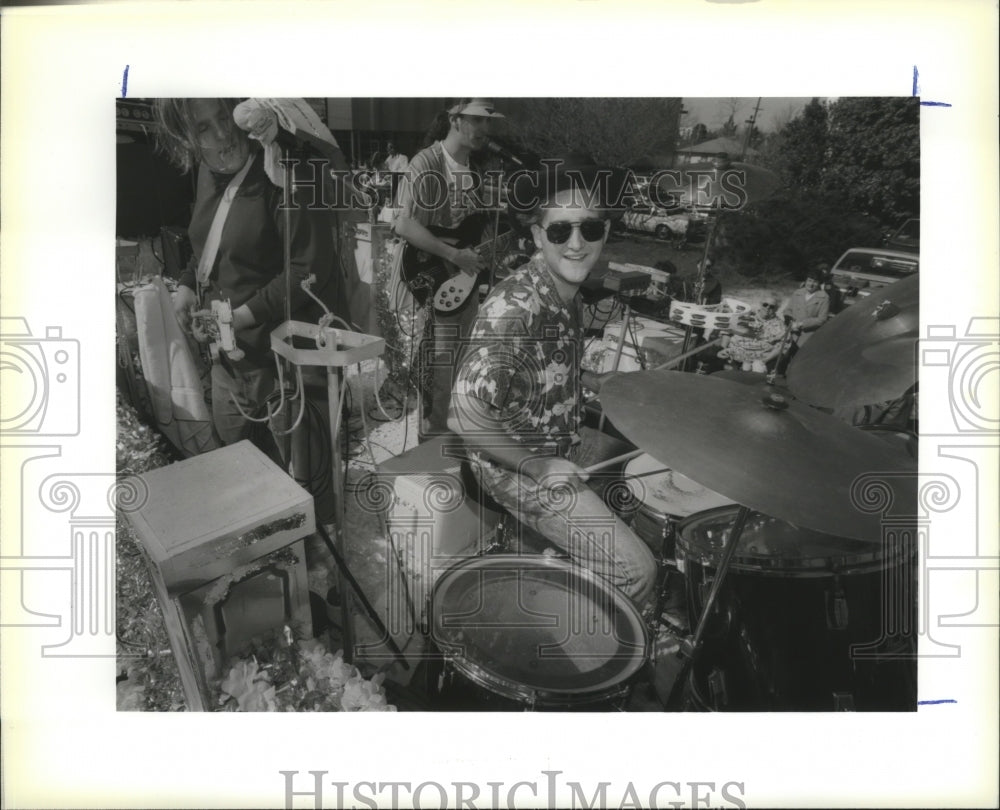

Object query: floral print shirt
[727,313,788,362]
[451,254,584,459]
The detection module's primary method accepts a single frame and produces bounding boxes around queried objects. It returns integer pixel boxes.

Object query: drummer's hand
[520,456,590,490]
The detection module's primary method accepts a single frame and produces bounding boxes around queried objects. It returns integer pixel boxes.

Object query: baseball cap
[448,99,505,118]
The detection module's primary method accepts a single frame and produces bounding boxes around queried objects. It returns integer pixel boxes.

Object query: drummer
[448,155,657,614]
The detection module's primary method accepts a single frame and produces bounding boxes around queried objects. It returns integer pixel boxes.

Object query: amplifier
[160,226,192,279]
[376,436,501,629]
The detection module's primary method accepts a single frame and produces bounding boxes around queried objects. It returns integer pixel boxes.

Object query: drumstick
[582,449,645,474]
[650,336,723,371]
[623,467,671,481]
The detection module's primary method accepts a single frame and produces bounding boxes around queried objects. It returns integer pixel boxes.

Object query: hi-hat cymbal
[601,371,916,542]
[786,274,918,409]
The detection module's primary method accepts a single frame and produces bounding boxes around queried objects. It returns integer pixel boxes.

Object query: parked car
[830,247,919,306]
[885,218,919,254]
[617,202,705,247]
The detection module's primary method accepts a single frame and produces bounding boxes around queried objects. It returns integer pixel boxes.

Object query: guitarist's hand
[450,247,486,275]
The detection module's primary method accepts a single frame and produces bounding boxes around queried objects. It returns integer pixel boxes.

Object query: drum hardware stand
[596,296,636,432]
[312,521,409,670]
[676,203,718,372]
[663,503,753,709]
[766,318,797,384]
[592,304,720,433]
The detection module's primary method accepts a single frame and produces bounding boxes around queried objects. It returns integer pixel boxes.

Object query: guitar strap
[195,154,255,297]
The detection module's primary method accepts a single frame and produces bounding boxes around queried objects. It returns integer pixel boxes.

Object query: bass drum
[429,554,648,711]
[676,506,917,711]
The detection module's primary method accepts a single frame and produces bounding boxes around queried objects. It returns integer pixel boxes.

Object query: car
[618,202,705,247]
[885,218,919,254]
[830,247,919,306]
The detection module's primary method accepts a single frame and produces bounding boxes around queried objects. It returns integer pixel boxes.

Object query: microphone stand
[678,205,717,372]
[487,161,507,291]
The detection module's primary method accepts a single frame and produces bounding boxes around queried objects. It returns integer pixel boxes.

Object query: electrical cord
[626,310,647,371]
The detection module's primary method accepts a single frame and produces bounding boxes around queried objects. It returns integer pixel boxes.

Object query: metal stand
[664,504,752,709]
[597,298,634,432]
[270,322,384,664]
[677,211,718,371]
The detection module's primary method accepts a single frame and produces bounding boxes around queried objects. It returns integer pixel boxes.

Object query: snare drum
[623,454,734,561]
[676,506,917,711]
[429,554,648,710]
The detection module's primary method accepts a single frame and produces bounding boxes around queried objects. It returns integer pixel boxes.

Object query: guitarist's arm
[393,215,485,275]
[393,161,485,275]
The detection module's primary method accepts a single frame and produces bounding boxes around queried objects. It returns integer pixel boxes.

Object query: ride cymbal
[786,274,918,410]
[601,371,916,541]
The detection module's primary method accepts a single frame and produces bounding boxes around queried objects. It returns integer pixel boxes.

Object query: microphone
[486,139,525,167]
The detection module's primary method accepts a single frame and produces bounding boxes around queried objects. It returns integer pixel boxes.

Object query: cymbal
[786,274,918,409]
[650,160,782,209]
[711,369,796,398]
[601,371,916,541]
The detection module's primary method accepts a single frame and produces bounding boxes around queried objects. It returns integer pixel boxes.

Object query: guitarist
[393,99,505,440]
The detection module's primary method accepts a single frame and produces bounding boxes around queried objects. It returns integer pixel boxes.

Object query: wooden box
[124,441,315,710]
[127,440,315,595]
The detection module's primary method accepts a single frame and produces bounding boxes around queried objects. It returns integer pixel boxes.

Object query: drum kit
[422,166,920,712]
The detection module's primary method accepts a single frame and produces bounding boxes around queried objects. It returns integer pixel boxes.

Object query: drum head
[677,506,893,573]
[430,555,648,705]
[625,454,734,518]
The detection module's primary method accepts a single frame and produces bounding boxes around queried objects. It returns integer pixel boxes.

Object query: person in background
[380,142,409,209]
[384,142,409,174]
[154,98,344,447]
[718,293,787,372]
[393,99,505,440]
[817,263,844,315]
[449,156,657,615]
[775,265,830,373]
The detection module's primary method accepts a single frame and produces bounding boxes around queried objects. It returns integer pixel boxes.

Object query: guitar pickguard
[400,212,517,311]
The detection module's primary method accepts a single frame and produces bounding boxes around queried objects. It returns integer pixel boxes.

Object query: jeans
[470,429,658,615]
[210,362,277,446]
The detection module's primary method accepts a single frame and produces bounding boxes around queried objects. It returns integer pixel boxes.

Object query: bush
[709,190,884,279]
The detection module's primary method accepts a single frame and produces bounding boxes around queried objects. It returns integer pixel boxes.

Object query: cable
[626,311,647,371]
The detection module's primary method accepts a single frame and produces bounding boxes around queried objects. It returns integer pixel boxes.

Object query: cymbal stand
[596,296,635,432]
[766,318,796,383]
[677,207,718,371]
[664,503,752,709]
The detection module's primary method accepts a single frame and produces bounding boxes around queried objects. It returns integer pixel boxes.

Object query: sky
[681,97,816,133]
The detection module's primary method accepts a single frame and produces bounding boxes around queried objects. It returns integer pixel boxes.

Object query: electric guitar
[400,212,517,312]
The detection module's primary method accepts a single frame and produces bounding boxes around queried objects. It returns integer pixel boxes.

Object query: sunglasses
[761,302,778,310]
[541,219,606,245]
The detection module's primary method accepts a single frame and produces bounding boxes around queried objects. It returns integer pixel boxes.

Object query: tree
[505,98,683,167]
[822,97,920,223]
[774,97,828,189]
